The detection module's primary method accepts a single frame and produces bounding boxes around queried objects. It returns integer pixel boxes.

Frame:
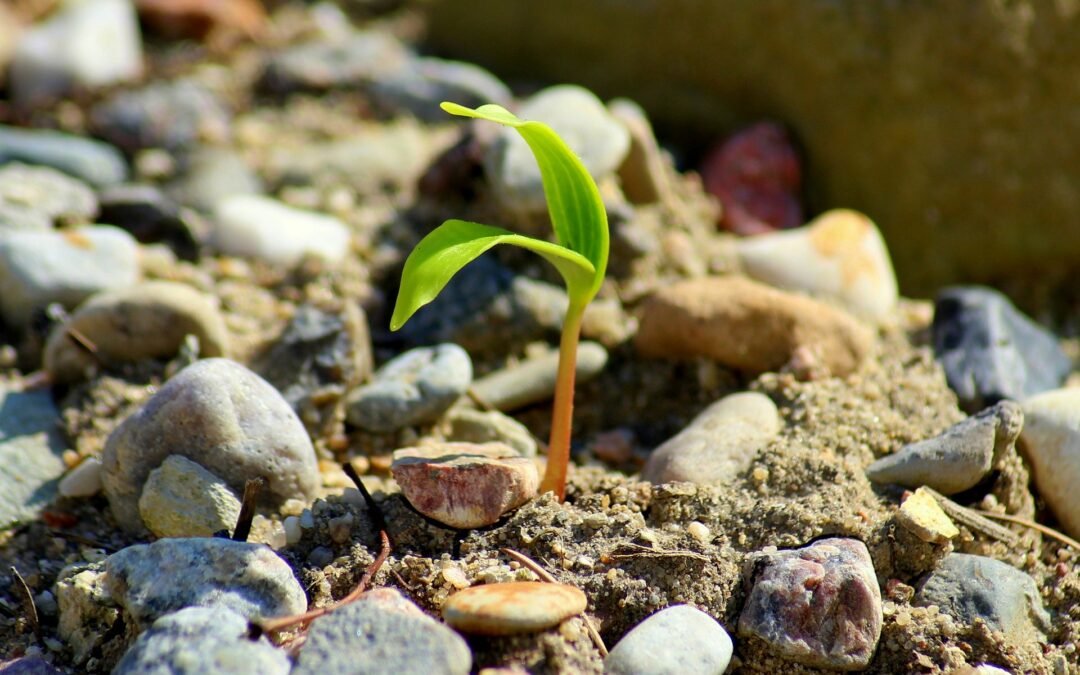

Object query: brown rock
[391,442,538,529]
[635,276,873,376]
[136,0,265,44]
[442,582,587,635]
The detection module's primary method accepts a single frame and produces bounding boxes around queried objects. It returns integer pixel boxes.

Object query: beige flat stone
[442,581,587,635]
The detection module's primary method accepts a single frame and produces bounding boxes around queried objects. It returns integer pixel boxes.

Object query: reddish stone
[136,0,266,43]
[700,122,804,236]
[738,537,882,671]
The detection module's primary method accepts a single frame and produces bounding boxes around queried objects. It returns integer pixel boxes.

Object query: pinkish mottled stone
[738,537,882,671]
[391,442,538,529]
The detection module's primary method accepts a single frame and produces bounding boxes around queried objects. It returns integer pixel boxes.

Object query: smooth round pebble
[444,406,538,458]
[44,280,230,384]
[102,358,320,533]
[138,455,242,538]
[605,605,733,675]
[1020,387,1080,539]
[212,194,351,267]
[442,581,587,636]
[347,343,472,432]
[0,163,97,228]
[58,457,103,498]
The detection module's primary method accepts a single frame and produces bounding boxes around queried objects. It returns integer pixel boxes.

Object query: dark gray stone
[0,387,66,528]
[915,553,1050,646]
[933,286,1070,413]
[369,57,512,121]
[90,79,231,153]
[292,589,471,675]
[0,125,128,187]
[113,606,290,675]
[97,184,198,260]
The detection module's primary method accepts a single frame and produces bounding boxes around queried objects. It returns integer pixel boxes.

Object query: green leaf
[440,102,608,298]
[390,219,595,331]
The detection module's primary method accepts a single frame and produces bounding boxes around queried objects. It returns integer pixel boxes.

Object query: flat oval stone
[0,124,129,188]
[736,209,898,322]
[442,581,587,636]
[43,280,230,384]
[212,194,351,267]
[392,442,538,529]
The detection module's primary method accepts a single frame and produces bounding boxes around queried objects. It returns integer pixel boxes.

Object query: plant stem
[541,300,587,501]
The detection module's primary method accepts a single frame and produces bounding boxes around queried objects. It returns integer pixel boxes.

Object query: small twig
[501,548,608,657]
[9,566,41,644]
[971,510,1080,551]
[607,542,711,562]
[921,488,1021,547]
[232,477,267,542]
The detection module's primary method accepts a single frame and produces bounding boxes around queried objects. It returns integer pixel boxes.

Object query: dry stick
[971,510,1080,551]
[232,477,267,542]
[501,547,608,657]
[9,566,41,644]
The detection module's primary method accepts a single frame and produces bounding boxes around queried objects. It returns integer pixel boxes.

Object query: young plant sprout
[390,101,609,501]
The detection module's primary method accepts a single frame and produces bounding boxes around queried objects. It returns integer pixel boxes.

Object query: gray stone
[0,386,66,528]
[866,400,1023,494]
[0,163,97,229]
[1020,388,1080,539]
[114,606,290,675]
[0,225,141,328]
[105,538,307,630]
[605,605,733,675]
[170,147,262,212]
[445,406,537,458]
[643,391,781,486]
[211,195,351,267]
[0,125,128,188]
[90,79,231,153]
[8,0,142,106]
[260,30,410,94]
[43,281,230,384]
[138,456,243,538]
[346,344,472,432]
[369,56,512,122]
[915,553,1050,647]
[738,538,882,671]
[102,358,320,533]
[293,588,471,675]
[97,184,198,260]
[470,341,608,412]
[484,84,630,211]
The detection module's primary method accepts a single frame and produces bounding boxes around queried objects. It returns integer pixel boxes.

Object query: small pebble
[605,605,733,675]
[0,226,140,328]
[636,276,874,377]
[138,455,243,538]
[283,516,302,545]
[293,588,471,675]
[391,442,538,529]
[8,0,142,106]
[444,406,538,458]
[212,194,351,267]
[736,209,898,322]
[0,163,97,229]
[43,280,230,384]
[896,487,959,544]
[260,30,410,94]
[915,553,1050,647]
[113,606,290,675]
[866,400,1023,494]
[0,125,129,187]
[346,343,472,432]
[102,358,320,533]
[369,56,512,121]
[738,538,882,670]
[102,537,307,630]
[933,286,1070,412]
[58,458,104,499]
[0,386,66,528]
[170,147,263,212]
[469,342,607,412]
[90,78,231,153]
[643,391,780,486]
[442,581,587,636]
[484,85,630,211]
[1021,388,1080,538]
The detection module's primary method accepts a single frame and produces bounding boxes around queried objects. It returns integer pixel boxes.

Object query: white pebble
[59,457,103,498]
[283,516,302,545]
[212,195,351,267]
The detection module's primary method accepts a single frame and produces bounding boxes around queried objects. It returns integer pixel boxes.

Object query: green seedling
[390,101,608,502]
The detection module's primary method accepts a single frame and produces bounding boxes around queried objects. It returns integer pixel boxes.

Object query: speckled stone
[113,606,290,675]
[0,386,66,528]
[43,281,230,384]
[104,537,307,630]
[915,553,1050,647]
[138,455,243,538]
[347,344,472,432]
[102,358,320,533]
[392,442,538,529]
[866,400,1023,494]
[442,582,587,636]
[605,604,733,675]
[293,589,471,675]
[738,538,882,671]
[643,391,781,486]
